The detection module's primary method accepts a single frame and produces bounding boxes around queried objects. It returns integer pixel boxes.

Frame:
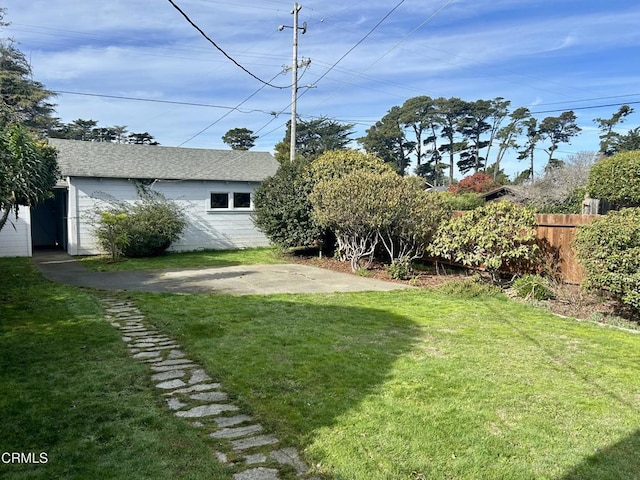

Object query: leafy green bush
[587,151,640,207]
[252,160,324,249]
[94,191,186,258]
[434,191,484,211]
[574,208,640,312]
[386,257,412,280]
[512,274,555,300]
[94,211,129,261]
[428,201,540,282]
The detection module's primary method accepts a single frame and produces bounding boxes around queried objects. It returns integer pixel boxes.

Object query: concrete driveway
[32,250,410,295]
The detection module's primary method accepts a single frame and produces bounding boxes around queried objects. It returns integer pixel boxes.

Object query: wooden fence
[534,214,599,284]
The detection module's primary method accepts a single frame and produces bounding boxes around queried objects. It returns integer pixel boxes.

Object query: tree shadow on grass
[559,430,640,480]
[132,292,422,446]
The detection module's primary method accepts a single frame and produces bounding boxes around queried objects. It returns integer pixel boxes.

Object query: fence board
[535,214,599,284]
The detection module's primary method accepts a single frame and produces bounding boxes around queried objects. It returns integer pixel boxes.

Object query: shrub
[94,212,129,261]
[436,275,502,297]
[252,160,324,249]
[386,257,412,280]
[434,191,484,211]
[512,274,555,301]
[587,151,640,207]
[94,191,186,258]
[574,208,640,312]
[448,172,498,194]
[428,201,540,282]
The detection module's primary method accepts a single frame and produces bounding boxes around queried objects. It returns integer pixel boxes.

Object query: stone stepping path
[101,297,317,480]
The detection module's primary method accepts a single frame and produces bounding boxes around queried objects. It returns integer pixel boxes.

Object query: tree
[457,99,492,175]
[0,124,59,231]
[274,117,354,163]
[516,116,540,182]
[594,105,634,156]
[538,111,581,168]
[398,96,439,172]
[449,172,499,194]
[222,127,258,150]
[495,107,530,181]
[609,126,640,155]
[128,132,159,145]
[0,36,56,132]
[587,150,640,207]
[358,106,413,175]
[252,159,324,249]
[435,97,469,185]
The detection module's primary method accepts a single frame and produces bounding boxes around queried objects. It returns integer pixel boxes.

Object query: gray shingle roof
[49,138,279,182]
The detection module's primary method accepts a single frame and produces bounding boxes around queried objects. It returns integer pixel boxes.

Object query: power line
[167,0,289,89]
[177,70,285,146]
[51,90,276,115]
[530,100,640,115]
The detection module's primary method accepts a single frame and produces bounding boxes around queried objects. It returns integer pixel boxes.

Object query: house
[1,139,279,257]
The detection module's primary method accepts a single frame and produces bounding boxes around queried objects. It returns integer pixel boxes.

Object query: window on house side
[210,193,229,209]
[234,192,251,209]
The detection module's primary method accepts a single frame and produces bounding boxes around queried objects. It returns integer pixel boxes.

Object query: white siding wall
[0,207,32,257]
[68,177,270,255]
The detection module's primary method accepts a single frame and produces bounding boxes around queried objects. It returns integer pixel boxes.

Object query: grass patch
[129,288,640,480]
[78,246,284,271]
[0,259,228,479]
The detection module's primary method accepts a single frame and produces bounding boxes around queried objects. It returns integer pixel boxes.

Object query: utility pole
[279,3,308,163]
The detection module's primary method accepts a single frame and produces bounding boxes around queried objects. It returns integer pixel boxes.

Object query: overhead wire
[167,0,289,89]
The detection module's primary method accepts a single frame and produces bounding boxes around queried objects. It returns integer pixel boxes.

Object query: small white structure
[27,139,279,256]
[0,208,33,257]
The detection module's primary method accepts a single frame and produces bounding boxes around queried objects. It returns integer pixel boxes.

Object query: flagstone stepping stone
[188,369,211,384]
[141,344,180,352]
[167,350,186,359]
[132,342,158,349]
[231,435,279,451]
[156,379,187,390]
[151,363,197,372]
[133,351,162,360]
[166,383,221,395]
[175,404,239,418]
[166,397,188,411]
[214,415,252,428]
[245,453,267,464]
[210,424,263,439]
[189,391,227,402]
[153,359,195,367]
[151,370,186,382]
[121,331,159,337]
[270,448,307,476]
[233,467,280,480]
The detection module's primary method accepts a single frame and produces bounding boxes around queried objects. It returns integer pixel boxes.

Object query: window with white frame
[209,192,252,210]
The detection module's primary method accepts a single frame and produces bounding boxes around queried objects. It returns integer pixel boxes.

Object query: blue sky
[4,0,640,178]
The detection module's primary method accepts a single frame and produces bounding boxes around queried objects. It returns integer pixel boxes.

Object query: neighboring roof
[479,185,522,202]
[48,138,279,182]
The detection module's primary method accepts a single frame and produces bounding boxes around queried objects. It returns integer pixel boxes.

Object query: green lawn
[0,259,229,479]
[2,256,639,479]
[78,247,284,271]
[129,288,640,480]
